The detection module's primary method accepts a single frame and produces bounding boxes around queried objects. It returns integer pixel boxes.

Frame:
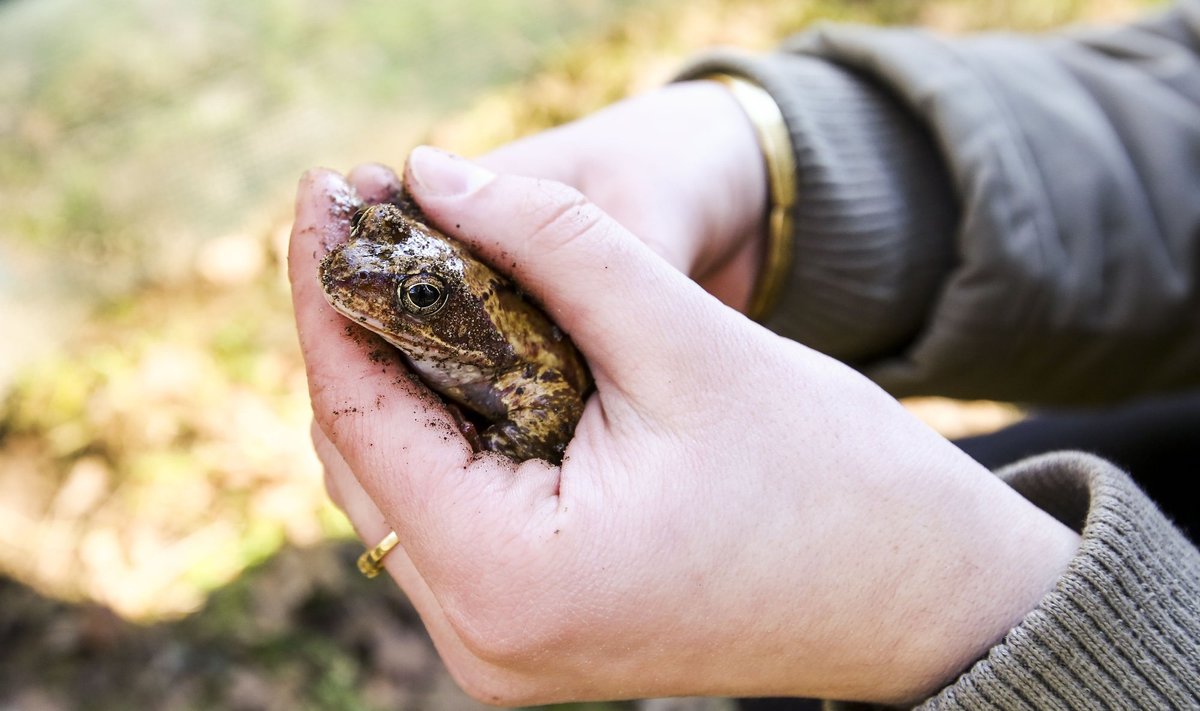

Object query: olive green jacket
[680,1,1200,707]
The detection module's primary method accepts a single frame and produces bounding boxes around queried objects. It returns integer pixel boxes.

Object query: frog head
[319,203,515,377]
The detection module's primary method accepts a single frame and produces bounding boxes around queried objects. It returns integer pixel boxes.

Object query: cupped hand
[477,80,769,313]
[289,148,1079,706]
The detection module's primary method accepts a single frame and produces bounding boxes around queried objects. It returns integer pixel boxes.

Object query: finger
[313,420,420,584]
[475,131,579,185]
[288,168,480,534]
[311,422,496,676]
[347,162,403,204]
[478,139,687,271]
[477,141,696,276]
[402,146,728,382]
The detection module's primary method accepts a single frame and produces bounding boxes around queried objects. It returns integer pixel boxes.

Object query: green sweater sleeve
[677,1,1200,406]
[825,453,1200,710]
[924,453,1200,709]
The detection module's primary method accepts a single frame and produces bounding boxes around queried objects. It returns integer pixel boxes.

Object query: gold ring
[357,530,399,578]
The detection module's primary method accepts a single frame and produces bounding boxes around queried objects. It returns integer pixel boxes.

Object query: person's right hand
[477,80,769,314]
[292,148,1081,707]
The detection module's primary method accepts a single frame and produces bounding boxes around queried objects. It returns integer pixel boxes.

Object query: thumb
[404,146,717,379]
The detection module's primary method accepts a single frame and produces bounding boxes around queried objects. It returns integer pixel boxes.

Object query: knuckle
[314,402,372,455]
[446,659,540,708]
[438,568,580,671]
[524,182,610,254]
[444,599,557,667]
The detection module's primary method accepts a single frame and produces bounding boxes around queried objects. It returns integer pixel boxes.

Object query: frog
[319,197,591,465]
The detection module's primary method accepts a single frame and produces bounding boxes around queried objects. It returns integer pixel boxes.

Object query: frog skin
[319,199,591,464]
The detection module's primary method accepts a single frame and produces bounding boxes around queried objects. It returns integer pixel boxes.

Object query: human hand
[290,148,1079,705]
[477,80,769,313]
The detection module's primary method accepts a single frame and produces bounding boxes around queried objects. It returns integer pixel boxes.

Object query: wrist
[667,80,770,313]
[875,469,1082,703]
[701,73,796,321]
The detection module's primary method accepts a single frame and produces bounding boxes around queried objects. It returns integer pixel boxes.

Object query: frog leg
[443,400,483,453]
[480,365,585,464]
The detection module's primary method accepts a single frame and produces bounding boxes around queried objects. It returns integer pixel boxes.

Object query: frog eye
[399,274,448,316]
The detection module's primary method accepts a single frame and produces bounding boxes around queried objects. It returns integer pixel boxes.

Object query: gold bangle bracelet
[704,73,796,322]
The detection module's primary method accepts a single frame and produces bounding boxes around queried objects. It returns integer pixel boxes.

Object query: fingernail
[407,145,495,196]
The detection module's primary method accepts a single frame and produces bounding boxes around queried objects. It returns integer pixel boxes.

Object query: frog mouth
[322,290,455,360]
[324,293,490,401]
[324,297,386,333]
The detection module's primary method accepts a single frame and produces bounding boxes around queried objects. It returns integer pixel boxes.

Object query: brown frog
[319,198,591,464]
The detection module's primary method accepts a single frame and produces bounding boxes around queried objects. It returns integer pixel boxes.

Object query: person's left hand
[474,80,769,312]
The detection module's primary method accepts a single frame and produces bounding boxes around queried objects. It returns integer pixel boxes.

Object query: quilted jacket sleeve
[677,1,1200,405]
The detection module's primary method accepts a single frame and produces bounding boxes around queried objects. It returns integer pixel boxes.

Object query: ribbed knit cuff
[920,452,1200,709]
[823,453,1200,710]
[675,52,957,363]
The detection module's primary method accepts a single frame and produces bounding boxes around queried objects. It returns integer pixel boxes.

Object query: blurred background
[0,0,1158,708]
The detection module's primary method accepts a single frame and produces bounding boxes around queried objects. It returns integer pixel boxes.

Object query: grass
[0,0,1163,707]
